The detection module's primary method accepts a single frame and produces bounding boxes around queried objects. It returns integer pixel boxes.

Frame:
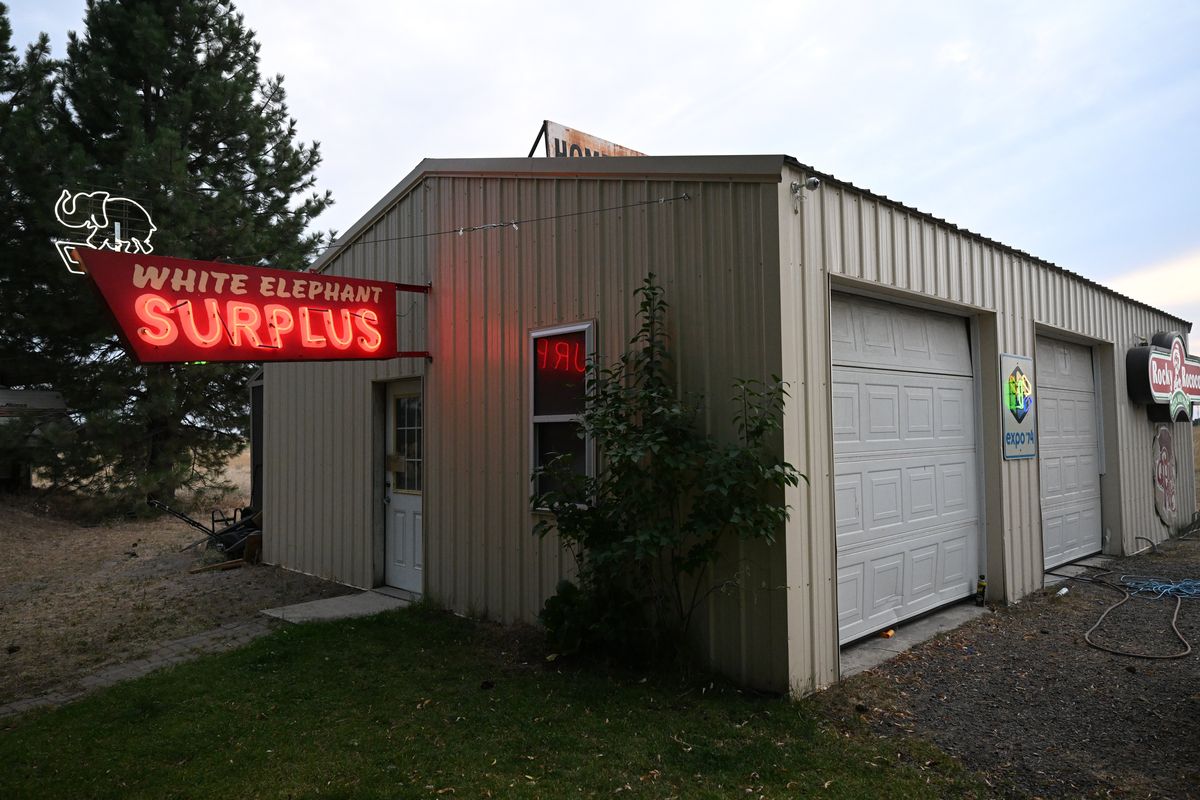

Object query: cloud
[1106,248,1200,310]
[1105,248,1200,349]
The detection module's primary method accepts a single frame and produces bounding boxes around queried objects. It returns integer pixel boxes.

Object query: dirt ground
[834,536,1200,799]
[0,454,355,705]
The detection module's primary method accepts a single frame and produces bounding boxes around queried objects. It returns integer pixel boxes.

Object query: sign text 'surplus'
[76,250,422,364]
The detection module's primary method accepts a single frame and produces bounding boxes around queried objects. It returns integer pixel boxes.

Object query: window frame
[529,320,596,501]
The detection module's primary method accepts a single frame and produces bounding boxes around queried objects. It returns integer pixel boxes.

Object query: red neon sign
[78,250,403,363]
[536,334,586,374]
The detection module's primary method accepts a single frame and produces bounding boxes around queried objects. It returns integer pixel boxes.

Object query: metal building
[261,155,1196,695]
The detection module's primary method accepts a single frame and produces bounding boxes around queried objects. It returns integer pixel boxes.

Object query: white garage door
[832,295,980,644]
[1036,337,1102,569]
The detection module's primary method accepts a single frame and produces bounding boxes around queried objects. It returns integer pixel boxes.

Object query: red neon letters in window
[536,334,586,374]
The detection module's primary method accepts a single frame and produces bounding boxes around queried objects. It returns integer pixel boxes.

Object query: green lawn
[0,606,989,799]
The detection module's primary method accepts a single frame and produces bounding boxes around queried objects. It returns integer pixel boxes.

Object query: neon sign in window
[531,325,593,497]
[533,331,587,417]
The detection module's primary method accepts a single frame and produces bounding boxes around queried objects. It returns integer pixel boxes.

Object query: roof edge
[782,156,1191,332]
[312,156,787,273]
[310,153,1191,332]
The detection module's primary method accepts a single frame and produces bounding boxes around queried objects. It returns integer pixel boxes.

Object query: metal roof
[310,154,1189,331]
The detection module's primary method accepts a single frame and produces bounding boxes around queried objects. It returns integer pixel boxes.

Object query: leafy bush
[532,275,803,661]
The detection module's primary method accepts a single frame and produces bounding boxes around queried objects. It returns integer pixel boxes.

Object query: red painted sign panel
[78,250,400,363]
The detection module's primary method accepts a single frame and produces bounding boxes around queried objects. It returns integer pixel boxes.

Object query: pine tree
[0,0,332,510]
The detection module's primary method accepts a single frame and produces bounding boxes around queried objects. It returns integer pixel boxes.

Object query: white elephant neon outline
[52,189,158,274]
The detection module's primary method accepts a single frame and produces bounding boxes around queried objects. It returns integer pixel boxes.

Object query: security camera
[804,176,821,190]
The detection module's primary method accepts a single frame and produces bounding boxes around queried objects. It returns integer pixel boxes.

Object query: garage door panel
[937,387,969,438]
[903,386,935,438]
[1037,336,1102,569]
[940,537,969,586]
[835,454,978,549]
[832,383,860,443]
[839,526,977,641]
[911,544,938,596]
[1041,456,1063,497]
[940,462,971,511]
[831,295,972,376]
[865,385,900,440]
[1041,397,1059,436]
[834,369,974,454]
[862,308,897,361]
[837,563,865,627]
[907,469,937,520]
[834,474,864,533]
[835,295,980,644]
[868,469,903,529]
[1036,337,1095,391]
[870,555,905,613]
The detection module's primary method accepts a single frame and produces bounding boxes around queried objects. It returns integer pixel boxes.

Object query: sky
[9,0,1200,333]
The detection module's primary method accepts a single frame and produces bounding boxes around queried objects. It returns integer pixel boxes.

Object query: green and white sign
[1001,353,1036,460]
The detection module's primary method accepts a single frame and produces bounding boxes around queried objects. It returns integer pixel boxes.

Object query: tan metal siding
[778,182,839,694]
[264,173,789,690]
[262,187,429,587]
[780,165,1195,693]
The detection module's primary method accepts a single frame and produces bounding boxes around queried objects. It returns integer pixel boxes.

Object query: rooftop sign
[529,120,644,158]
[76,250,424,364]
[1126,332,1200,422]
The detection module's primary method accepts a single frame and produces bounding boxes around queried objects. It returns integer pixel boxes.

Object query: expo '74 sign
[1001,353,1036,459]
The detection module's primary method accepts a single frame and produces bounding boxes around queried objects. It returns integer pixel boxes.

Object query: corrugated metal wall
[778,163,1195,693]
[262,186,429,587]
[264,167,792,689]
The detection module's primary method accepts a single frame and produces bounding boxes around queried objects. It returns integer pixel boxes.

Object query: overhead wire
[297,192,693,272]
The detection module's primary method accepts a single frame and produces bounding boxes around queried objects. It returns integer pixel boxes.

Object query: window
[392,393,422,492]
[531,322,593,496]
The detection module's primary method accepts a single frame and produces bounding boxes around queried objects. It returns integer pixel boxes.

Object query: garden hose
[1043,568,1194,660]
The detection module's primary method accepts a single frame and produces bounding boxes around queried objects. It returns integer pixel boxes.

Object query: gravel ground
[851,536,1200,799]
[0,468,356,705]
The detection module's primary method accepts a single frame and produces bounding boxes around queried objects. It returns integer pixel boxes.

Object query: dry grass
[0,473,352,705]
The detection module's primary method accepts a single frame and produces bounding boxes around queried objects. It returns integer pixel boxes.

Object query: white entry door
[385,381,423,594]
[1036,337,1102,569]
[832,295,981,644]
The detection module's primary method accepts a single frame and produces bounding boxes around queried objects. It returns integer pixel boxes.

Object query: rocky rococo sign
[1153,425,1176,525]
[77,250,422,364]
[1126,332,1200,422]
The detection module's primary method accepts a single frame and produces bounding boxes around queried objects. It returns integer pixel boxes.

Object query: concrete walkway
[840,600,990,678]
[260,589,409,623]
[0,591,409,720]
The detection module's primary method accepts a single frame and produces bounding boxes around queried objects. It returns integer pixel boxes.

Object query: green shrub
[533,275,803,662]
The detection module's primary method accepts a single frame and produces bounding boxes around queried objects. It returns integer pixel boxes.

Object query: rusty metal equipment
[148,499,261,558]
